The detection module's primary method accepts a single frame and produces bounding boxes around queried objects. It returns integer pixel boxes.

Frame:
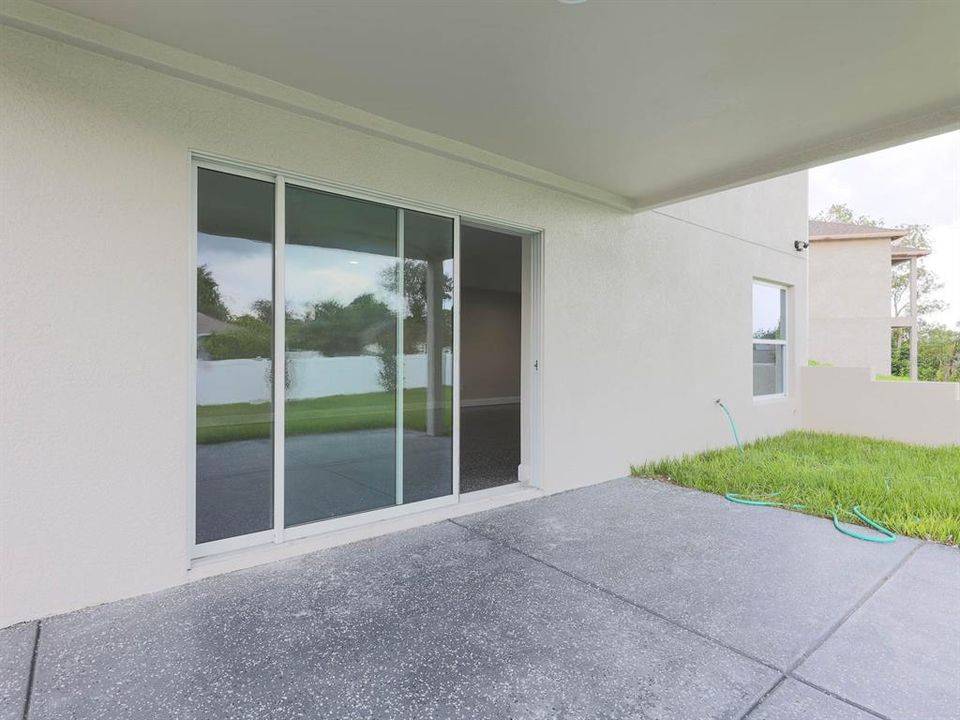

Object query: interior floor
[459,404,520,493]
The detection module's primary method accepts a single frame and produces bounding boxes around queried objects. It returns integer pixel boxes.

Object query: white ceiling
[22,0,960,209]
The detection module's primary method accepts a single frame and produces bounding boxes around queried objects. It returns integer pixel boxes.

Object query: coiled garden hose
[724,493,896,543]
[831,506,897,543]
[716,401,896,544]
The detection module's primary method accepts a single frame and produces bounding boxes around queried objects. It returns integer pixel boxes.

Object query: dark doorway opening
[459,225,523,493]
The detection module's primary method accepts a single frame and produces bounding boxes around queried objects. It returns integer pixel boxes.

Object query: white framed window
[752,281,787,397]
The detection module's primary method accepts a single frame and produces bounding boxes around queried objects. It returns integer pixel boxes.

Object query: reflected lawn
[197,387,452,443]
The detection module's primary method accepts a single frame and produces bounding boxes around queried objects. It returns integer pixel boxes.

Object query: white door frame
[188,151,543,561]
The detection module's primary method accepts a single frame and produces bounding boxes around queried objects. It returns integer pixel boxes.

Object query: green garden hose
[724,492,802,509]
[724,493,896,543]
[715,400,744,454]
[832,506,896,543]
[716,402,896,544]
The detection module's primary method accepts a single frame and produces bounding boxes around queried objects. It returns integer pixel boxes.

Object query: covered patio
[3,477,955,720]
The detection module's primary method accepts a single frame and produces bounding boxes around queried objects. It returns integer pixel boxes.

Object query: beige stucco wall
[461,288,522,402]
[808,238,892,374]
[802,367,960,446]
[0,27,808,625]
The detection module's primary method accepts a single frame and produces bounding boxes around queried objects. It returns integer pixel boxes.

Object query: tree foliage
[288,293,395,356]
[197,265,230,321]
[891,324,960,382]
[201,314,271,360]
[379,260,453,353]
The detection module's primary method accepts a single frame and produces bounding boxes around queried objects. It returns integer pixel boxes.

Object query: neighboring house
[196,311,232,338]
[808,220,930,379]
[1,0,956,628]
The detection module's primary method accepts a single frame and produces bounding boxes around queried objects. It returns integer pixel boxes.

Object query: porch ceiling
[13,0,960,210]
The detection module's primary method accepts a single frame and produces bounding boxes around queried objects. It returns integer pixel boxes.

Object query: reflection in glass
[284,185,399,526]
[195,169,275,543]
[753,283,786,339]
[753,343,784,396]
[401,211,455,503]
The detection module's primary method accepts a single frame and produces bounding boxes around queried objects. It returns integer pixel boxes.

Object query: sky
[199,233,396,318]
[808,130,960,328]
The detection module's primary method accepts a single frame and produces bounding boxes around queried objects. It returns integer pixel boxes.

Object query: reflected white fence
[197,351,453,405]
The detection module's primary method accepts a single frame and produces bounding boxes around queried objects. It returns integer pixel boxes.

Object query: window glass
[195,166,459,547]
[752,283,786,340]
[284,185,399,526]
[752,282,787,397]
[196,169,275,544]
[753,343,784,396]
[401,210,454,504]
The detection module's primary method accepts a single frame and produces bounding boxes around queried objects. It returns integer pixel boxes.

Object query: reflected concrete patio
[196,429,453,542]
[2,477,956,720]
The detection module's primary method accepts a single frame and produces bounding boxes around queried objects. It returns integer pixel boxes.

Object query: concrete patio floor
[2,477,957,720]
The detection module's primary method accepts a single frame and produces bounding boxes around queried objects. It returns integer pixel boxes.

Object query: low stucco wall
[801,366,960,446]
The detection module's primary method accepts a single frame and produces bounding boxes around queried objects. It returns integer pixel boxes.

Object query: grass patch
[875,374,911,382]
[198,387,452,444]
[631,431,960,545]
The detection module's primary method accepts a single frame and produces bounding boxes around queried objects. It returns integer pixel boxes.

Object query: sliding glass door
[283,186,400,526]
[195,169,275,544]
[195,164,456,552]
[401,210,454,504]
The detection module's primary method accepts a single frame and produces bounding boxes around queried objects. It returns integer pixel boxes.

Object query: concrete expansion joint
[448,517,779,669]
[21,620,40,720]
[451,519,925,720]
[737,541,924,720]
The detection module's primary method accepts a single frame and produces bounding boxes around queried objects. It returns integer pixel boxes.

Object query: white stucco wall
[0,27,808,626]
[802,367,960,446]
[808,238,892,374]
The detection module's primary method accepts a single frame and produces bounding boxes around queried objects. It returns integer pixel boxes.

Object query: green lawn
[198,387,452,444]
[631,431,960,545]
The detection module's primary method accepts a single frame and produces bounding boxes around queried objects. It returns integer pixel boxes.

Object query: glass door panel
[195,169,275,544]
[195,165,458,548]
[284,185,400,526]
[401,211,454,503]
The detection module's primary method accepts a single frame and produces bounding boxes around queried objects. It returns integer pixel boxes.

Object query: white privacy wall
[802,367,960,446]
[0,27,808,625]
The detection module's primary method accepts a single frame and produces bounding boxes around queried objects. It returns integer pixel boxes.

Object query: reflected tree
[197,265,229,321]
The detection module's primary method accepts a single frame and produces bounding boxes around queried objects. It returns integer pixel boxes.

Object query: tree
[197,265,230,321]
[288,293,395,358]
[250,299,273,324]
[379,260,453,353]
[814,204,945,319]
[919,325,960,382]
[889,224,945,319]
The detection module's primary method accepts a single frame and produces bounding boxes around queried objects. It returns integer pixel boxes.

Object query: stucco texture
[0,27,808,625]
[808,238,892,375]
[802,367,960,446]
